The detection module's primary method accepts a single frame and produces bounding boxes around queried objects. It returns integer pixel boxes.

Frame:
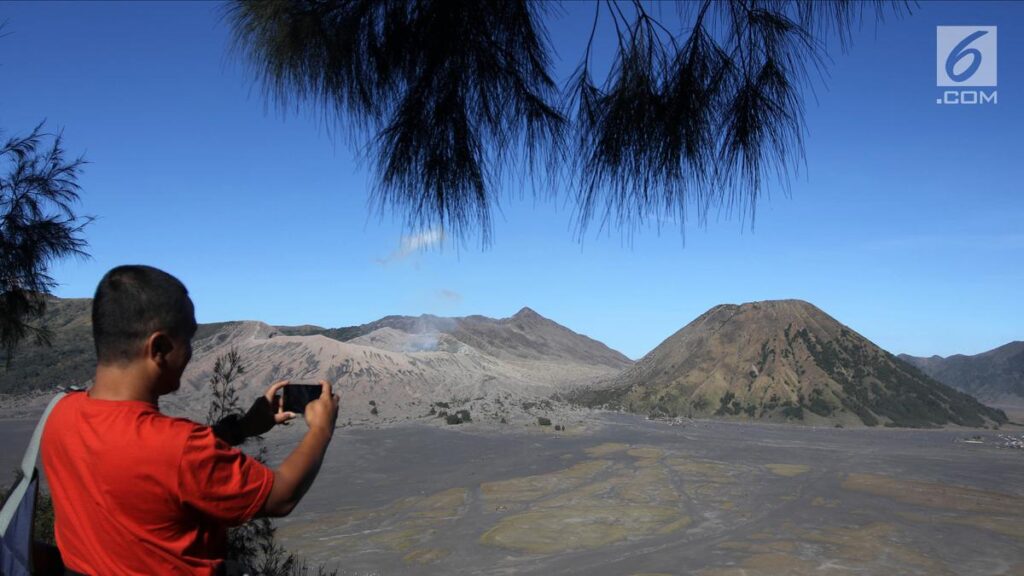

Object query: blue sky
[2,1,1021,360]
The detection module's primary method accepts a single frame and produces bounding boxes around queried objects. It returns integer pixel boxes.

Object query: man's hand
[240,380,298,439]
[303,380,339,437]
[259,379,339,518]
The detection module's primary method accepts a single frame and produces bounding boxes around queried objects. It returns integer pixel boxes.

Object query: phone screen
[282,383,322,414]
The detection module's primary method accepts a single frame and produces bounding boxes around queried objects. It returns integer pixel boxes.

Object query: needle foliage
[227,0,911,244]
[1,123,91,365]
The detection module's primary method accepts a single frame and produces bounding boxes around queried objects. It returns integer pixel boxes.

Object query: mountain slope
[166,308,634,423]
[163,321,563,424]
[1,299,631,425]
[278,307,632,371]
[900,342,1024,404]
[578,300,1006,428]
[0,297,95,393]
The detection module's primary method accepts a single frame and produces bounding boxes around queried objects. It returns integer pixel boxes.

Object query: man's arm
[211,413,247,446]
[259,380,339,517]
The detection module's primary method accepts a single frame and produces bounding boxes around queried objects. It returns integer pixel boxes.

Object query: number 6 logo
[946,30,987,83]
[937,27,997,87]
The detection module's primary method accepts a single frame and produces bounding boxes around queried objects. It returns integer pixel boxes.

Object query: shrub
[780,403,804,420]
[714,391,739,416]
[690,397,710,411]
[456,409,471,422]
[537,417,552,426]
[445,414,462,425]
[807,395,834,417]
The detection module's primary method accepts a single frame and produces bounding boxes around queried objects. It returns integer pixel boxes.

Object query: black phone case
[282,384,322,414]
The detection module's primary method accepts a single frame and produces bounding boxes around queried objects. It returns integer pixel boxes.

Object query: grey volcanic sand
[261,415,1024,575]
[0,418,38,475]
[5,415,1023,575]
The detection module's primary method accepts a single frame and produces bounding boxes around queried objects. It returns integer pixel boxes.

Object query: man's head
[93,265,197,394]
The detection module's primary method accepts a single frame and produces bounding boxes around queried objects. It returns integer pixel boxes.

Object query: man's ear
[147,332,174,366]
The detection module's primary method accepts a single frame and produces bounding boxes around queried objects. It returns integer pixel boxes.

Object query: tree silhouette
[227,0,909,245]
[206,347,247,426]
[0,123,90,365]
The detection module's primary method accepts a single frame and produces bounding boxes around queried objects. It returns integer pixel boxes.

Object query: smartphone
[281,383,322,414]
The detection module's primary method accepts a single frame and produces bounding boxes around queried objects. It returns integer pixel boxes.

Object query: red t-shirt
[40,391,274,575]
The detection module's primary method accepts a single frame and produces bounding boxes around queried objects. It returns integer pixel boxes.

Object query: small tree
[207,348,246,425]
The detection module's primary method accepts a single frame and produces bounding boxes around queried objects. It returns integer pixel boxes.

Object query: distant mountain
[1,299,631,425]
[176,307,632,423]
[900,342,1024,404]
[576,300,1006,428]
[279,307,632,371]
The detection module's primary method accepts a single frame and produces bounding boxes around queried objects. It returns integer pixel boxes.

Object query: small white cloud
[376,228,445,265]
[402,228,444,252]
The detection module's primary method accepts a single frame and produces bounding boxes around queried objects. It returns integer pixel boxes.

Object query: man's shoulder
[147,412,211,438]
[137,409,224,454]
[52,389,85,410]
[48,391,212,449]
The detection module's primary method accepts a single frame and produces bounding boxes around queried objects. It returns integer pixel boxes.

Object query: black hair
[92,265,197,364]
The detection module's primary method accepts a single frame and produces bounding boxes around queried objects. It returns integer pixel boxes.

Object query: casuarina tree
[0,123,90,365]
[227,0,909,245]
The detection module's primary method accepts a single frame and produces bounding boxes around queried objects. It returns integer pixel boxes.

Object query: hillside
[576,300,1007,428]
[277,307,632,371]
[1,299,631,426]
[0,297,95,393]
[900,342,1024,404]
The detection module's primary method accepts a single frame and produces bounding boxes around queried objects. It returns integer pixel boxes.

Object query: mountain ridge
[1,298,632,428]
[2,297,1009,430]
[275,306,632,370]
[900,341,1024,404]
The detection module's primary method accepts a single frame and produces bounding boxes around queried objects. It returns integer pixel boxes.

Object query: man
[41,265,339,575]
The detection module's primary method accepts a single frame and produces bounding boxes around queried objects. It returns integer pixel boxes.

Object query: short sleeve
[177,426,274,526]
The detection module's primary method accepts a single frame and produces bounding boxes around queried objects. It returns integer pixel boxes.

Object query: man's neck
[91,363,161,405]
